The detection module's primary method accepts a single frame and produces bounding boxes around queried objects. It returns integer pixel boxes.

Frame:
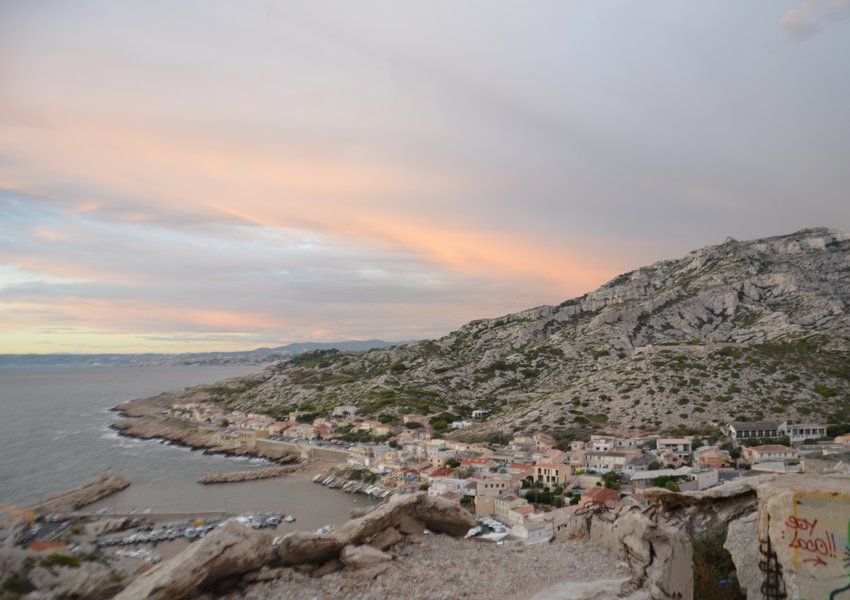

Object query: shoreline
[109,397,344,481]
[109,419,302,467]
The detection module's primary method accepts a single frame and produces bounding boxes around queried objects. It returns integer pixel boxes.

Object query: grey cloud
[780,0,850,40]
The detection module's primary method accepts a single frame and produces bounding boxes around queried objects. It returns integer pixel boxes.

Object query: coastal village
[3,398,850,599]
[4,396,850,599]
[165,400,842,545]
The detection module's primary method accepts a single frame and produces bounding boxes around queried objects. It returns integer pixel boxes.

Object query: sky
[1,1,849,353]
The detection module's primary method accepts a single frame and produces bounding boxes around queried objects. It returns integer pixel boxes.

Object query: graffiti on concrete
[777,492,850,599]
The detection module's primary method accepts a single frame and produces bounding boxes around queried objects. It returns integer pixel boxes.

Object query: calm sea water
[0,366,371,529]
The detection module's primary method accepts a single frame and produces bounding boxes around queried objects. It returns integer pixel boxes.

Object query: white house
[655,438,692,458]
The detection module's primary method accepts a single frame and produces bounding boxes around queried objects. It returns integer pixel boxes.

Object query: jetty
[29,475,130,514]
[197,465,299,484]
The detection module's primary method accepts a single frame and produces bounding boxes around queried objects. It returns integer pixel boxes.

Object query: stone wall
[255,438,346,463]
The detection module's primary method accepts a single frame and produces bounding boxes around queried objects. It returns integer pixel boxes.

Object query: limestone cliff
[135,228,850,437]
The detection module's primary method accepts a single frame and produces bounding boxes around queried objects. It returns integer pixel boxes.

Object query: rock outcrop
[114,492,474,599]
[114,520,276,600]
[581,505,693,600]
[279,492,475,566]
[339,544,392,569]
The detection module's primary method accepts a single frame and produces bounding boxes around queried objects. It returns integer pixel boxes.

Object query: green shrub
[41,554,81,569]
[692,531,745,599]
[2,574,29,595]
[814,384,837,397]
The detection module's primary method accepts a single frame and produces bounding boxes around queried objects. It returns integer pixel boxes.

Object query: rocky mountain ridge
[151,228,850,438]
[0,340,400,367]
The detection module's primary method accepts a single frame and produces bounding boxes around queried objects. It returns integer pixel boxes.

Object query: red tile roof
[27,540,68,552]
[580,486,619,506]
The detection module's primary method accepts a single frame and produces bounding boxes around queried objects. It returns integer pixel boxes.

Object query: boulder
[114,520,275,600]
[339,544,392,569]
[313,558,342,578]
[396,515,426,536]
[350,563,391,580]
[337,493,420,544]
[277,532,348,566]
[337,492,475,544]
[241,566,286,583]
[409,494,477,537]
[368,527,403,551]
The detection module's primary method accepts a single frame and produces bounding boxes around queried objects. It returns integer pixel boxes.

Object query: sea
[0,365,372,530]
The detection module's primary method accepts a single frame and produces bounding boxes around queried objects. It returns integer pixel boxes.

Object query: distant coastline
[0,339,406,368]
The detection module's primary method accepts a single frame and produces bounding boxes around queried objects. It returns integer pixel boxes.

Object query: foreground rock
[28,475,130,514]
[278,492,476,566]
[114,520,276,600]
[0,548,127,600]
[229,532,629,600]
[725,473,850,600]
[339,544,392,569]
[112,492,473,599]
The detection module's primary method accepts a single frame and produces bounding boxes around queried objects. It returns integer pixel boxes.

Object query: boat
[284,515,295,523]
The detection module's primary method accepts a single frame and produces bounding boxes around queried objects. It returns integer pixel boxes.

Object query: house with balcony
[534,461,571,485]
[655,438,692,459]
[741,444,799,466]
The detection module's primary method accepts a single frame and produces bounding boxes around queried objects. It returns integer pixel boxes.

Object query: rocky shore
[312,472,394,499]
[110,412,299,466]
[198,466,300,484]
[29,475,130,514]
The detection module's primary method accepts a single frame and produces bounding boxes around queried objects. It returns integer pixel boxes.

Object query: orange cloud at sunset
[1,0,848,353]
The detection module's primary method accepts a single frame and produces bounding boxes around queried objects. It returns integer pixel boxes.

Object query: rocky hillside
[159,228,850,438]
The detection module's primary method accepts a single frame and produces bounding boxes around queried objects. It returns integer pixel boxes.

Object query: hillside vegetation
[165,228,850,439]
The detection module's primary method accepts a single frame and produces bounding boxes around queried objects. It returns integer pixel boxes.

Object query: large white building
[724,420,826,443]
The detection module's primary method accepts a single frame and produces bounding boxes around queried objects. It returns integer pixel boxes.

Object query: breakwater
[198,465,300,484]
[29,475,130,514]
